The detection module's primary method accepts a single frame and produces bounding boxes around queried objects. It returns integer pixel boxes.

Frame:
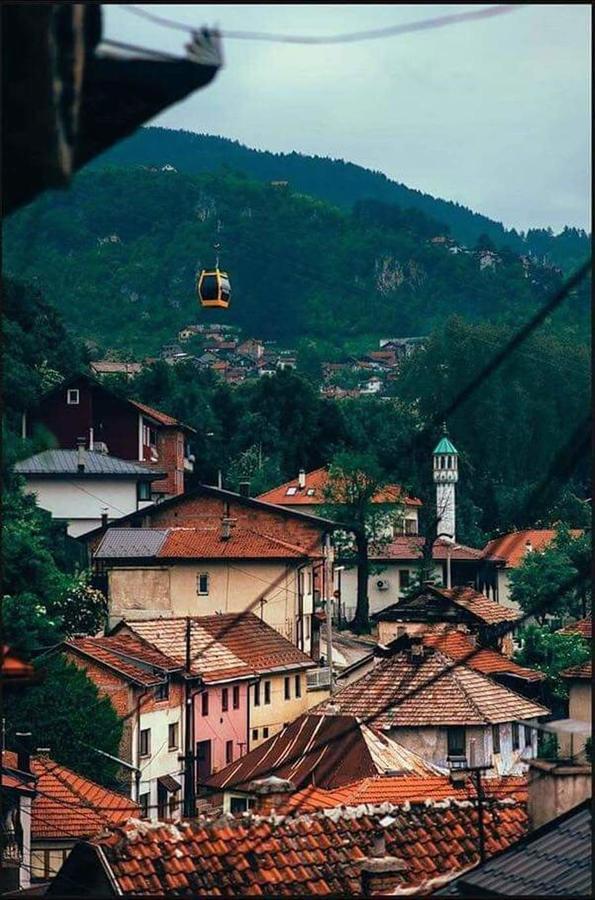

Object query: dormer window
[67,389,79,405]
[286,487,298,495]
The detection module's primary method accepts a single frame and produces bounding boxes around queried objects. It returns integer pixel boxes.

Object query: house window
[512,722,520,750]
[140,792,150,819]
[225,740,234,765]
[140,729,151,757]
[232,686,240,709]
[264,681,271,705]
[168,723,179,750]
[252,728,259,741]
[404,519,417,535]
[169,791,180,817]
[399,570,411,590]
[295,675,302,698]
[492,724,501,755]
[222,688,229,712]
[263,727,269,739]
[254,682,260,706]
[67,389,79,405]
[284,677,291,700]
[137,481,152,502]
[148,428,157,447]
[447,726,466,758]
[201,692,209,716]
[154,681,169,701]
[230,796,255,814]
[197,572,209,595]
[524,725,533,748]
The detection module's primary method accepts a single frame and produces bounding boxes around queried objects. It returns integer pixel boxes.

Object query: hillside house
[14,448,164,537]
[316,638,549,774]
[545,661,592,762]
[479,529,584,608]
[0,750,36,894]
[22,374,195,500]
[90,361,144,379]
[81,484,334,657]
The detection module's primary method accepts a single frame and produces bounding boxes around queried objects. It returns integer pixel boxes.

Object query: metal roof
[433,435,459,455]
[437,800,592,897]
[94,528,169,558]
[14,450,165,479]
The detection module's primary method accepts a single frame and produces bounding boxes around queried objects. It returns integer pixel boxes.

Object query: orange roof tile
[196,615,314,674]
[64,638,168,687]
[375,585,520,627]
[434,586,520,625]
[257,468,422,507]
[130,399,195,433]
[368,536,482,561]
[158,527,312,559]
[84,798,528,896]
[1,645,35,681]
[30,755,138,839]
[316,648,548,728]
[423,631,545,682]
[557,617,592,639]
[560,661,592,680]
[482,530,583,567]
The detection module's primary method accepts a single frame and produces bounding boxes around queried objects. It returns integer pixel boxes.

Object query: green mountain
[86,127,590,272]
[3,165,588,357]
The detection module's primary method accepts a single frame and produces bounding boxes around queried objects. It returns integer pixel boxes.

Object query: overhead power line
[119,5,525,45]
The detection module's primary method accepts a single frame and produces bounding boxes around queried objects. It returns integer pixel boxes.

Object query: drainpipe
[135,688,150,804]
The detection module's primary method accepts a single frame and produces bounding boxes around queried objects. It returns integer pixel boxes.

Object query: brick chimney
[359,815,407,895]
[14,732,33,774]
[246,776,295,815]
[220,516,234,541]
[101,508,109,528]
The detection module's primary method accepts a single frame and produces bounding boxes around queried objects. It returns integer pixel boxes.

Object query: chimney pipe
[101,508,109,528]
[221,517,233,541]
[239,480,250,497]
[359,815,407,896]
[15,732,33,774]
[298,469,306,489]
[77,436,86,472]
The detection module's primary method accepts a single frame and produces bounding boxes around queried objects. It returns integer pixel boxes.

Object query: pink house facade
[193,680,252,786]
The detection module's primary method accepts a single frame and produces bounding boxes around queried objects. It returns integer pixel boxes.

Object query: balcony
[307,667,331,691]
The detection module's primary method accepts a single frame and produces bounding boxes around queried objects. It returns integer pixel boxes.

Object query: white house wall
[340,561,443,620]
[134,707,184,821]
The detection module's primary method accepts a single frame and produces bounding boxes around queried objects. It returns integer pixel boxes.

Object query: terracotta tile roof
[30,755,138,839]
[64,638,167,687]
[557,617,592,639]
[560,661,592,680]
[91,633,183,672]
[368,536,482,561]
[282,775,527,813]
[423,631,545,682]
[482,530,583,567]
[374,585,520,627]
[158,527,312,559]
[257,467,422,507]
[88,799,529,896]
[2,751,36,793]
[195,615,315,674]
[117,619,254,684]
[130,399,195,433]
[315,649,549,728]
[1,645,35,681]
[205,714,443,793]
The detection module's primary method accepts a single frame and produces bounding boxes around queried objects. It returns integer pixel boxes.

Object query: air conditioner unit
[376,579,390,591]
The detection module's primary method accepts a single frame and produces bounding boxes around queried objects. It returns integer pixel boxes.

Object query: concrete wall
[528,761,592,830]
[23,477,151,537]
[108,568,172,623]
[568,682,591,722]
[249,672,310,749]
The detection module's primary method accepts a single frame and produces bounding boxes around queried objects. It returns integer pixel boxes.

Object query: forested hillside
[3,166,589,357]
[87,127,591,271]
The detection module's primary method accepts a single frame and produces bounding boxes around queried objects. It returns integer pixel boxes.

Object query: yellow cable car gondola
[197,245,231,309]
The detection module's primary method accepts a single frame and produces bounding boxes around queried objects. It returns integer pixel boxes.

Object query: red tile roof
[130,399,195,433]
[422,631,545,682]
[205,714,441,793]
[369,536,482,561]
[315,649,548,728]
[433,586,520,625]
[482,530,583,567]
[1,645,35,681]
[557,617,592,639]
[196,615,315,674]
[158,527,312,559]
[30,755,138,839]
[282,775,527,813]
[64,638,168,687]
[88,799,529,896]
[560,661,592,680]
[257,467,422,507]
[375,585,520,627]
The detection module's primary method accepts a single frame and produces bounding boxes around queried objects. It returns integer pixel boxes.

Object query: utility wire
[120,5,524,45]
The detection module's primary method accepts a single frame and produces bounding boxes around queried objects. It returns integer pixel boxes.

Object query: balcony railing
[307,668,331,691]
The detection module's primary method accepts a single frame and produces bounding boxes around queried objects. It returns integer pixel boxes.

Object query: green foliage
[584,737,592,763]
[224,444,283,497]
[514,624,591,699]
[538,731,560,761]
[509,528,591,622]
[3,655,124,787]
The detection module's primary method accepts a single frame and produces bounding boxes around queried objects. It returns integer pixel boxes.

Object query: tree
[514,624,590,700]
[508,527,591,624]
[322,451,401,634]
[2,655,124,787]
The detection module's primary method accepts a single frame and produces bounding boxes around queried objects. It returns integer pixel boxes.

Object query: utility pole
[323,533,334,694]
[464,738,490,864]
[182,616,196,818]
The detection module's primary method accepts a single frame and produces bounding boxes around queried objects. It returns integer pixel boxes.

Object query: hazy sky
[104,4,591,233]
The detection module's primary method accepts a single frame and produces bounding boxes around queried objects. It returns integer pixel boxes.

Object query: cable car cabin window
[201,274,219,300]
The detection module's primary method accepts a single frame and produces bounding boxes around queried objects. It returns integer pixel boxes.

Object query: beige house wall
[528,761,592,830]
[568,682,592,722]
[249,672,311,749]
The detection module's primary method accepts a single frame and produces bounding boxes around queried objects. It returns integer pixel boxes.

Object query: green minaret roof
[433,425,458,455]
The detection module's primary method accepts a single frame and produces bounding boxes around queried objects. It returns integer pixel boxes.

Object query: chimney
[246,776,295,815]
[220,517,233,540]
[525,539,533,554]
[238,480,250,497]
[409,635,425,663]
[14,732,33,774]
[101,508,109,528]
[77,436,86,472]
[298,469,306,490]
[359,815,407,896]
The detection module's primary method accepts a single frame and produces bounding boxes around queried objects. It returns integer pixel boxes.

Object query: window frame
[492,724,501,755]
[263,727,269,739]
[154,681,169,702]
[446,726,466,759]
[222,688,229,712]
[399,569,411,590]
[524,724,533,748]
[139,792,150,819]
[295,674,302,698]
[264,680,271,705]
[512,722,520,751]
[137,480,152,502]
[67,388,80,405]
[168,722,179,751]
[232,685,240,709]
[252,728,259,742]
[201,691,209,717]
[254,682,260,707]
[225,740,234,765]
[284,676,291,700]
[139,728,151,758]
[197,572,210,596]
